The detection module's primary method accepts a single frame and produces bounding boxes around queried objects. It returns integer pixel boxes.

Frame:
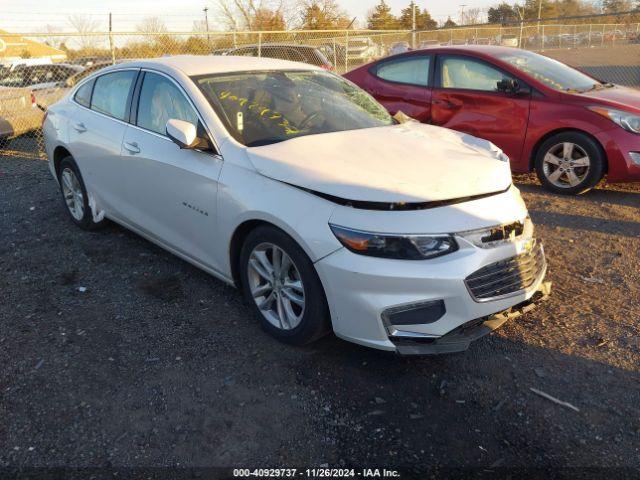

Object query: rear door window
[233,47,257,56]
[90,70,137,121]
[374,56,431,87]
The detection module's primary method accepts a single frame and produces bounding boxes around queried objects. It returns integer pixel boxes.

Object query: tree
[192,19,209,32]
[367,0,400,30]
[41,24,64,49]
[298,0,350,29]
[67,14,100,50]
[602,0,633,13]
[555,0,596,17]
[487,3,519,23]
[252,7,287,30]
[398,2,437,30]
[136,17,168,34]
[214,0,288,30]
[463,7,483,24]
[520,0,557,20]
[443,17,457,28]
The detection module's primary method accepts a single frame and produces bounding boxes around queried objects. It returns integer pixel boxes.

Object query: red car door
[431,54,531,164]
[360,54,433,123]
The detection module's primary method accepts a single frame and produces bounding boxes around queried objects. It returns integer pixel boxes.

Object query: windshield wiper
[246,138,288,147]
[585,82,615,92]
[566,82,609,94]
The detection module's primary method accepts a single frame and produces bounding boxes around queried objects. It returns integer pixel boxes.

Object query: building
[0,29,67,66]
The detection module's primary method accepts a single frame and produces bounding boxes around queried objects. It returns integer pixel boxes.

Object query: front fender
[215,163,342,279]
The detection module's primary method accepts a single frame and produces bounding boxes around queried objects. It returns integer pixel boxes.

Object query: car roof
[115,54,321,76]
[230,43,317,50]
[414,44,522,56]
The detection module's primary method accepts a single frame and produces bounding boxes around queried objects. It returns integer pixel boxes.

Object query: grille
[465,242,546,301]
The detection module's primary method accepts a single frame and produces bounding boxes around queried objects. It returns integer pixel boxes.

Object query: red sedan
[344,46,640,194]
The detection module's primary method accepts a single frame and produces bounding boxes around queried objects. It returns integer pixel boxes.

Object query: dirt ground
[0,154,639,475]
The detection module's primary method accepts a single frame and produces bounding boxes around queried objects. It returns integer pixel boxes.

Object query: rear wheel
[239,225,331,345]
[58,156,106,230]
[534,132,605,195]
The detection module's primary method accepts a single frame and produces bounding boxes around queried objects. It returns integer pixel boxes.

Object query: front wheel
[534,132,605,195]
[239,225,331,345]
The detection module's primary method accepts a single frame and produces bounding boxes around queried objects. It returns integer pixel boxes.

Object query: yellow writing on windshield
[218,90,304,135]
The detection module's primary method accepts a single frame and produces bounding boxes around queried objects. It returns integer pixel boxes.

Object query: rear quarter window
[74,80,94,108]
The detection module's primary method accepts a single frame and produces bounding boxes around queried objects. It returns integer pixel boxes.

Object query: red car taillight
[30,91,37,108]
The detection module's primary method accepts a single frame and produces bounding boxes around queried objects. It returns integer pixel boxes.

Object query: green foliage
[367,0,400,30]
[443,17,457,28]
[487,3,519,23]
[399,2,438,30]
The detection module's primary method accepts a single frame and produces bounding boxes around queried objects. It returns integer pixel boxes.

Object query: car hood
[245,123,512,204]
[577,85,640,112]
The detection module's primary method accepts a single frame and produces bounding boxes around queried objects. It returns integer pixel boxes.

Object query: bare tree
[463,7,483,24]
[192,19,209,32]
[213,0,289,30]
[296,0,350,29]
[67,14,100,49]
[41,24,64,49]
[136,16,168,34]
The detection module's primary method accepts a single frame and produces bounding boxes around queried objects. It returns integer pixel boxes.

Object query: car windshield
[195,70,393,147]
[494,49,603,92]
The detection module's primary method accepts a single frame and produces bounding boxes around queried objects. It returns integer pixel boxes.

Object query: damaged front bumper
[393,281,552,355]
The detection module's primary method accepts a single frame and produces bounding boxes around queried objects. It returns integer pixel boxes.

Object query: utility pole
[108,12,115,65]
[203,6,210,47]
[412,2,417,49]
[516,2,524,47]
[459,4,467,25]
[537,0,542,33]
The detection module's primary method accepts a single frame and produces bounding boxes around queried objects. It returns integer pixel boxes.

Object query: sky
[1,0,497,32]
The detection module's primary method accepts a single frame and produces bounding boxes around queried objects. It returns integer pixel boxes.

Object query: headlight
[329,224,458,260]
[458,216,534,249]
[588,106,640,134]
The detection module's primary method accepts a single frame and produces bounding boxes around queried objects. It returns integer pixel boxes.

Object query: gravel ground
[1,154,639,474]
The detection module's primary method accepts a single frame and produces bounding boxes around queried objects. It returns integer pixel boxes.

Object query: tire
[0,137,9,149]
[57,156,106,230]
[239,225,331,346]
[534,131,605,195]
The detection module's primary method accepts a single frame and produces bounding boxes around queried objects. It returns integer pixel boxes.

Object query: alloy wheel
[542,142,591,189]
[247,242,306,331]
[61,167,85,221]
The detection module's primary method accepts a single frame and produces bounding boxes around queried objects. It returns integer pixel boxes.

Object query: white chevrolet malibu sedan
[43,55,547,355]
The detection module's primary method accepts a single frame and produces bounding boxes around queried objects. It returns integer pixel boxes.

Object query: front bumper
[393,281,551,355]
[315,235,548,353]
[594,126,640,182]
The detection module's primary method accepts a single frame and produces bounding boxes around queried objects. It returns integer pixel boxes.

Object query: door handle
[123,141,140,154]
[72,122,87,133]
[433,99,456,109]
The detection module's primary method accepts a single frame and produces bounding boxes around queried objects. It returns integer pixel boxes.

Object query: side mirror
[166,119,198,149]
[497,78,520,94]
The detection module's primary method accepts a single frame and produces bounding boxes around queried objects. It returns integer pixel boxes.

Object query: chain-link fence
[1,20,639,157]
